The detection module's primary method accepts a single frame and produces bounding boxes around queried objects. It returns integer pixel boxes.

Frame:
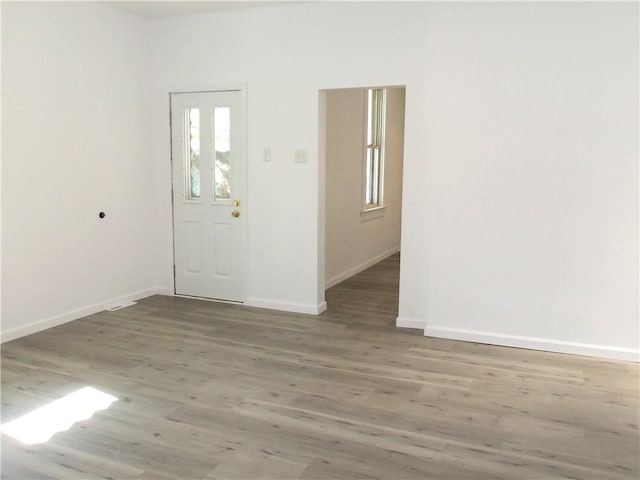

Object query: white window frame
[361,88,387,217]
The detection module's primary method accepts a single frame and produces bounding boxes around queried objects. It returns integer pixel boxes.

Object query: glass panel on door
[185,108,200,200]
[213,107,231,202]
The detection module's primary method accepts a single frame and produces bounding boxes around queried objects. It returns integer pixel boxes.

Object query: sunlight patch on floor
[1,387,118,445]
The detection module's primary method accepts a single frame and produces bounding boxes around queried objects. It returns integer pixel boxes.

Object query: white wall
[325,88,404,287]
[150,2,638,360]
[1,2,156,340]
[398,3,639,360]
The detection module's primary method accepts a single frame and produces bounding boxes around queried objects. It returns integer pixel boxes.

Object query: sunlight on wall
[0,387,118,445]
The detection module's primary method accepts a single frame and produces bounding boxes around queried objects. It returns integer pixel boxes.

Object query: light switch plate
[294,149,308,163]
[263,146,271,162]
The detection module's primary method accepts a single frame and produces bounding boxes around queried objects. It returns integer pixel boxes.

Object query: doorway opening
[319,86,406,323]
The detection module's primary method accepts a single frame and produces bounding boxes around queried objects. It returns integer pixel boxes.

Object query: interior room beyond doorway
[323,86,406,294]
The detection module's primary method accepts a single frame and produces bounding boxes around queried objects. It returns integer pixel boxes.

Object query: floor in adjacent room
[2,253,639,479]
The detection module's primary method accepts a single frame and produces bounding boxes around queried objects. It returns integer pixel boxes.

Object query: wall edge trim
[0,287,164,343]
[247,297,327,315]
[396,316,426,329]
[424,325,640,362]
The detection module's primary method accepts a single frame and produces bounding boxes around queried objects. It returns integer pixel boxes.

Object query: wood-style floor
[1,253,639,479]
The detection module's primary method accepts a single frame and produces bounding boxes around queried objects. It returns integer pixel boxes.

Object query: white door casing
[171,90,247,302]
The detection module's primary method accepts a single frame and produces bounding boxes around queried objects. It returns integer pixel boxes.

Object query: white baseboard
[247,297,327,315]
[0,287,164,343]
[326,246,400,289]
[424,325,640,362]
[396,316,426,329]
[154,289,328,315]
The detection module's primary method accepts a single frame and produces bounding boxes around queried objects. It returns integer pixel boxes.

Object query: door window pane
[213,107,231,201]
[186,108,200,199]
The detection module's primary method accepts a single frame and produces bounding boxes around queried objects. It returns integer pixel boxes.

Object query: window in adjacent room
[363,88,386,212]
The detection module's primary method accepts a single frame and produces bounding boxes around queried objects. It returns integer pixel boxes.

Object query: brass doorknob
[231,209,240,218]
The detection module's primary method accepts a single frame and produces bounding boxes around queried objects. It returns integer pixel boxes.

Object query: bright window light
[1,387,118,445]
[363,88,386,211]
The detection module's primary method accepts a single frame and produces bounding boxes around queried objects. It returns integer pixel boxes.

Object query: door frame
[168,84,249,304]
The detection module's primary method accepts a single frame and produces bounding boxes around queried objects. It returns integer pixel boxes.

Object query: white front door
[171,90,246,302]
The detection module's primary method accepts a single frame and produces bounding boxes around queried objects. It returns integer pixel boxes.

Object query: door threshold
[174,294,243,305]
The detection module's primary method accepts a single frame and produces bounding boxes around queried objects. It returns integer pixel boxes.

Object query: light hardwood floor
[2,253,639,479]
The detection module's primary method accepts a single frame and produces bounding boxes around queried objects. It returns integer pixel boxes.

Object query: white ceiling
[106,1,293,19]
